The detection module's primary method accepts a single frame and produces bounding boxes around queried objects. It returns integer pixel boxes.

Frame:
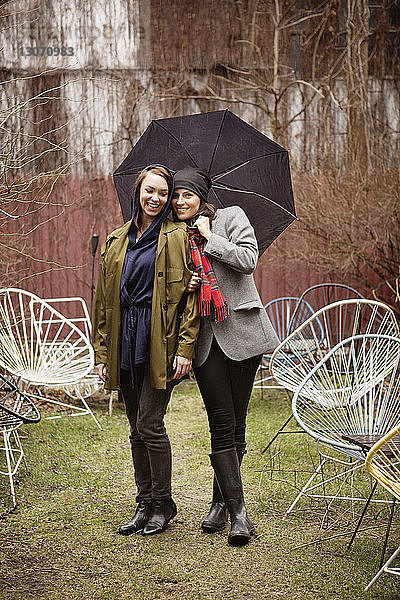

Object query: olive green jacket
[91,219,200,390]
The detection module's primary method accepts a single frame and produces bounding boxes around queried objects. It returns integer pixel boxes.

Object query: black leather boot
[201,476,228,532]
[201,445,247,533]
[141,498,177,536]
[210,448,255,546]
[118,499,152,535]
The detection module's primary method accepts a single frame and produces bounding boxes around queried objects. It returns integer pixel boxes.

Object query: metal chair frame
[42,297,103,407]
[286,334,400,516]
[266,299,398,457]
[0,288,101,429]
[255,296,324,453]
[0,372,40,506]
[260,285,364,453]
[287,282,364,334]
[270,299,399,400]
[254,296,319,391]
[364,423,400,590]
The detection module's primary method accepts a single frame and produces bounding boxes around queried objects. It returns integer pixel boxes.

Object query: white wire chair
[287,283,364,332]
[270,299,400,399]
[42,297,103,405]
[286,334,400,515]
[254,296,319,391]
[0,372,40,507]
[0,288,101,429]
[364,423,400,591]
[255,296,323,453]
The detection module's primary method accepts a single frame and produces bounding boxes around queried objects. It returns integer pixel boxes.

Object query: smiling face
[138,172,169,222]
[172,188,202,222]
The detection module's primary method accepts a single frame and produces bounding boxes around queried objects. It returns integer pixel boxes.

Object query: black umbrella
[113,109,296,256]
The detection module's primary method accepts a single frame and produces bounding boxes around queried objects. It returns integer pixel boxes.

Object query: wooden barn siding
[1,1,399,176]
[6,175,123,320]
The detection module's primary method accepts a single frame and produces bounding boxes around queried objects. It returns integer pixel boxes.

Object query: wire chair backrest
[0,373,40,427]
[291,334,400,460]
[288,283,364,341]
[41,297,92,340]
[0,288,94,386]
[264,297,317,343]
[270,299,400,397]
[365,423,400,501]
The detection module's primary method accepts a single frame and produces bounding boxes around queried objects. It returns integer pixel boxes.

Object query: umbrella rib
[212,183,296,218]
[153,121,199,167]
[207,109,228,174]
[212,151,287,181]
[209,185,226,209]
[114,168,145,177]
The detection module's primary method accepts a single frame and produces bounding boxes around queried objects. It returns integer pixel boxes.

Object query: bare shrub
[273,169,400,315]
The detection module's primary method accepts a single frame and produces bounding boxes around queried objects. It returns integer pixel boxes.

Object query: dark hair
[194,200,217,221]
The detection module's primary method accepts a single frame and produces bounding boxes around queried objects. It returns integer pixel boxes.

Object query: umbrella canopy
[113,109,296,256]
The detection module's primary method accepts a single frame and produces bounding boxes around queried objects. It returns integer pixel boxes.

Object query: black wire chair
[0,372,40,507]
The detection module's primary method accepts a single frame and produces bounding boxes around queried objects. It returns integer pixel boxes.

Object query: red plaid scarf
[188,227,230,322]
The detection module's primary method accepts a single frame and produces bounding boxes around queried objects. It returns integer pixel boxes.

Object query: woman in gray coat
[172,167,278,546]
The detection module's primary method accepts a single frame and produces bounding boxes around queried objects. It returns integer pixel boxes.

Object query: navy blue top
[119,165,174,384]
[120,223,155,370]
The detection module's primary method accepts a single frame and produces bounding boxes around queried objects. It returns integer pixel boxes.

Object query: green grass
[0,385,399,599]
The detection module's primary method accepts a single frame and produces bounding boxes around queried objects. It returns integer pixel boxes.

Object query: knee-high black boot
[201,445,247,533]
[201,474,227,532]
[210,448,255,546]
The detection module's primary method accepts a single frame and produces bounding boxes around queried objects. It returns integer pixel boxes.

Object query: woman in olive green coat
[92,165,199,537]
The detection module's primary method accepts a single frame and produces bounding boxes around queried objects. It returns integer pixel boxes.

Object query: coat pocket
[232,299,264,311]
[166,268,184,304]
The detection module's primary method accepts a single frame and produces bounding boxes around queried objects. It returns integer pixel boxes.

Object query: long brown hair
[193,200,217,221]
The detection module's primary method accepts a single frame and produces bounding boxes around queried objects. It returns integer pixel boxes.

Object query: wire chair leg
[14,431,29,472]
[321,459,358,529]
[260,363,264,402]
[379,497,397,569]
[284,459,327,518]
[347,481,378,550]
[365,543,400,591]
[4,431,17,508]
[262,413,294,454]
[75,391,102,431]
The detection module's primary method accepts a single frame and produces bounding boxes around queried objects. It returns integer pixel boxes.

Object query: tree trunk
[345,0,370,173]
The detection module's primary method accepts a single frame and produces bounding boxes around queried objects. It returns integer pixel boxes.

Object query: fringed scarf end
[213,303,230,323]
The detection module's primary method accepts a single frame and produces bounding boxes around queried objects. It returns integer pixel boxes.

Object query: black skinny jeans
[193,338,262,453]
[120,366,173,501]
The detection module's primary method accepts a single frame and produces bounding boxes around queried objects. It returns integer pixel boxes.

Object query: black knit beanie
[173,167,212,203]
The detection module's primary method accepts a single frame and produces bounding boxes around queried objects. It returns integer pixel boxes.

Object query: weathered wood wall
[2,0,399,174]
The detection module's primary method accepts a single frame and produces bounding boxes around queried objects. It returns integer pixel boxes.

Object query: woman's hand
[186,272,201,292]
[172,355,192,380]
[97,363,107,382]
[194,215,212,240]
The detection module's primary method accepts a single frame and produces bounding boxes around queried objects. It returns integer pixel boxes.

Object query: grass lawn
[0,383,399,600]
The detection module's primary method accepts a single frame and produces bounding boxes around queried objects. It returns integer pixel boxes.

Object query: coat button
[163,304,167,311]
[158,272,163,277]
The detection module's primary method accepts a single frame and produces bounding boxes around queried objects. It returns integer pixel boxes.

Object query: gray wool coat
[194,206,279,367]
